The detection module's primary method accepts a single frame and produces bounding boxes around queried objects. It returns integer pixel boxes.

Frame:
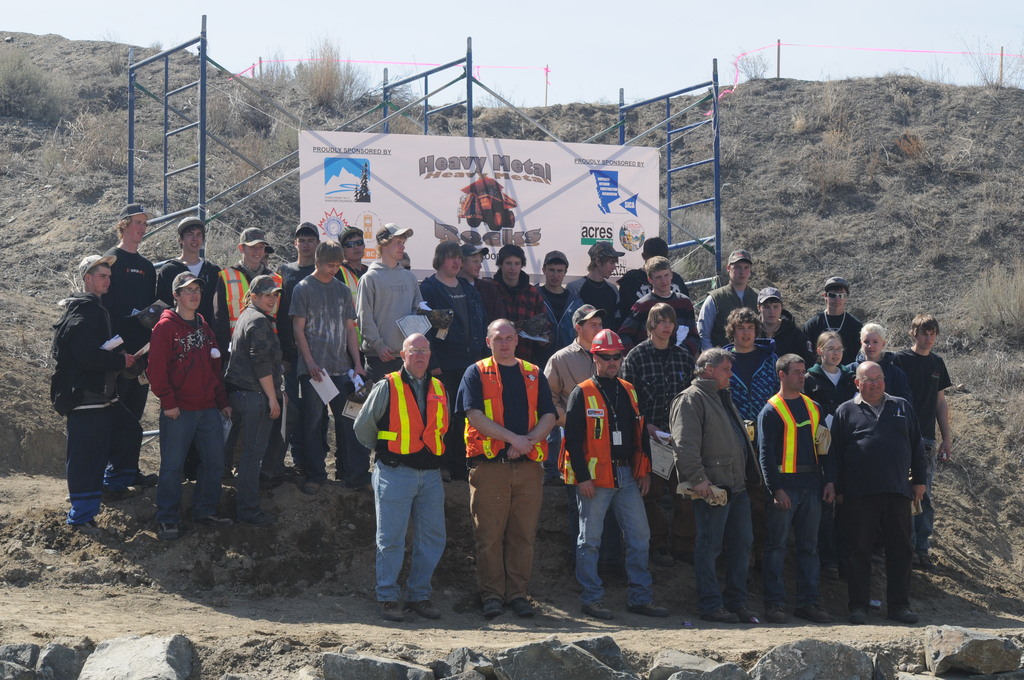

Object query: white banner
[298,130,660,280]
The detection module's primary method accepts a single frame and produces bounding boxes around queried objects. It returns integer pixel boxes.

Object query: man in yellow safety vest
[757,353,835,624]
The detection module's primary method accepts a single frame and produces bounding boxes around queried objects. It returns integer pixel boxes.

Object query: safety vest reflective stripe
[378,372,448,456]
[559,378,648,487]
[767,393,820,473]
[465,356,547,462]
[219,269,282,332]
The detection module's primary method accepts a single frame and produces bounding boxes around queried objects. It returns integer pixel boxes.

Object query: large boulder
[0,659,35,680]
[493,638,636,680]
[78,635,193,680]
[322,652,434,680]
[924,626,1022,675]
[0,646,38,670]
[750,640,873,680]
[436,647,496,679]
[669,663,749,680]
[650,650,723,680]
[36,643,87,680]
[573,636,630,674]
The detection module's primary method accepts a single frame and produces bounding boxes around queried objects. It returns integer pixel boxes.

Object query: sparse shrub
[895,131,925,158]
[963,257,1024,343]
[791,113,808,134]
[0,52,72,124]
[736,50,770,81]
[807,129,857,206]
[297,37,370,111]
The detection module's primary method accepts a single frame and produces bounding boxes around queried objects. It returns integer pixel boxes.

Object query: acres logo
[579,223,614,246]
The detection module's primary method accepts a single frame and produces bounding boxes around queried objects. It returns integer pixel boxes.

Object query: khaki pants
[468,459,544,603]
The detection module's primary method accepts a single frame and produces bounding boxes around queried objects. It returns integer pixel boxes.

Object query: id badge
[611,431,622,446]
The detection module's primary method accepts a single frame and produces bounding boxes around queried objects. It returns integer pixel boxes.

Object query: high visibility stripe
[219,269,283,332]
[395,373,411,449]
[768,393,821,473]
[466,356,546,461]
[379,372,448,457]
[560,378,648,487]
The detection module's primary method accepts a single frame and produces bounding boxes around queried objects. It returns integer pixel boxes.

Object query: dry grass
[0,52,72,124]
[963,257,1024,344]
[297,37,370,111]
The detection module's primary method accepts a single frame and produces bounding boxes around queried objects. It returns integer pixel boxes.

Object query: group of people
[51,207,952,627]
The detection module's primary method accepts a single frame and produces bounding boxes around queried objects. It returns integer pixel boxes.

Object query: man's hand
[637,474,651,497]
[353,364,366,377]
[578,479,596,498]
[912,483,926,502]
[122,352,137,368]
[938,439,952,462]
[308,364,324,382]
[431,368,442,377]
[822,482,836,504]
[267,394,281,420]
[378,346,395,362]
[506,434,534,459]
[773,488,792,509]
[693,480,713,499]
[163,407,180,420]
[221,406,233,420]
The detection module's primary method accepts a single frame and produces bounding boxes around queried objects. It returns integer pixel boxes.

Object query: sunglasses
[825,291,848,300]
[595,353,623,361]
[342,240,364,248]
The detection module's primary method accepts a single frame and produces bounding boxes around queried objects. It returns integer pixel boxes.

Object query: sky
[5,0,1024,108]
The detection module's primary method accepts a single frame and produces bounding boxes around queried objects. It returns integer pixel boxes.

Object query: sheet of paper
[519,331,548,342]
[307,370,340,405]
[649,440,676,481]
[341,397,363,420]
[101,335,123,351]
[396,314,432,338]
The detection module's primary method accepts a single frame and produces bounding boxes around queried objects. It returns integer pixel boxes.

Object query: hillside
[1,30,1023,678]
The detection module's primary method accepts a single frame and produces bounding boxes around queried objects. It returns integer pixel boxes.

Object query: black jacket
[50,294,127,415]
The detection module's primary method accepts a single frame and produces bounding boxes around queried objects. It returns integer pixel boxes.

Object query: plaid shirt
[618,291,700,358]
[621,339,695,430]
[482,273,549,362]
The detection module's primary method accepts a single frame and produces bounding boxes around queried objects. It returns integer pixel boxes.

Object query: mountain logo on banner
[590,170,639,217]
[324,158,372,202]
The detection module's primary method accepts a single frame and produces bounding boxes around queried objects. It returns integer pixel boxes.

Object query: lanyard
[593,377,621,434]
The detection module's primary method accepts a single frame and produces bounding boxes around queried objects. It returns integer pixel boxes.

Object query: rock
[322,653,434,680]
[37,643,85,680]
[0,645,37,670]
[78,635,193,680]
[493,638,636,680]
[750,640,873,680]
[440,647,496,678]
[573,636,630,673]
[968,673,1024,680]
[925,626,1022,675]
[650,650,721,680]
[871,652,897,680]
[895,674,933,680]
[0,660,34,680]
[669,663,749,680]
[447,673,487,680]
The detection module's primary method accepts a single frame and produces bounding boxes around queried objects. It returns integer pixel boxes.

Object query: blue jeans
[156,408,225,524]
[693,489,752,615]
[575,467,654,607]
[911,440,936,554]
[372,462,446,602]
[299,374,370,486]
[66,402,141,524]
[762,486,822,607]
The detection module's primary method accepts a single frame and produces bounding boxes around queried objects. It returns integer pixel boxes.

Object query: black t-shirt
[894,349,951,439]
[578,278,620,330]
[541,287,569,325]
[102,247,156,353]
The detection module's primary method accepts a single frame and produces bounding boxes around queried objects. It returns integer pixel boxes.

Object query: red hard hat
[591,329,625,353]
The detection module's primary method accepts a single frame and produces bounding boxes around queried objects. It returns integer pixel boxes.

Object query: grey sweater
[356,261,423,357]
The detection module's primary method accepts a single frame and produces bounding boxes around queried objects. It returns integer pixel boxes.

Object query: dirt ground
[1,437,1023,678]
